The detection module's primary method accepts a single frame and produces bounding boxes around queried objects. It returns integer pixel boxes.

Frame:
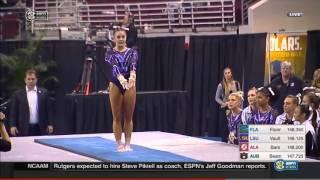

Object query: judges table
[64,91,189,134]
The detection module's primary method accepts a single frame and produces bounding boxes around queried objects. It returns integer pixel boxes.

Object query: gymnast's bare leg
[123,86,136,151]
[109,82,125,151]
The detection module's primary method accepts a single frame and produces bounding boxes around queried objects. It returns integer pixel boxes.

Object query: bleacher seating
[29,0,236,33]
[0,0,261,39]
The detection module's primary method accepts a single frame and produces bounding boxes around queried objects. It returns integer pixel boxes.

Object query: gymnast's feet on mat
[117,144,125,152]
[124,144,132,152]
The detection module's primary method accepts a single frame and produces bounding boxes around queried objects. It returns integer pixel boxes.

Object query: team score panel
[287,153,304,159]
[288,145,304,150]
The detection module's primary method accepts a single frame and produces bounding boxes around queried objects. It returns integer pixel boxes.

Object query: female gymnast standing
[105,28,138,152]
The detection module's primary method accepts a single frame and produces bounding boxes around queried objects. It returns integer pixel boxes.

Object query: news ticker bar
[14,162,269,171]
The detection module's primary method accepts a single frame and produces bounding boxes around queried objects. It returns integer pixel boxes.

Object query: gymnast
[105,28,138,152]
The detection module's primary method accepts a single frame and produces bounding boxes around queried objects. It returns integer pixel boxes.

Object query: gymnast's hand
[127,78,135,89]
[118,74,129,90]
[128,71,136,89]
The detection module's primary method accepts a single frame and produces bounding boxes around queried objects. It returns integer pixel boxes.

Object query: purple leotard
[251,108,278,124]
[227,111,242,134]
[105,48,138,94]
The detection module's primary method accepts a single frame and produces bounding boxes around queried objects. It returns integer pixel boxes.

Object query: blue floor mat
[34,136,197,162]
[198,136,222,141]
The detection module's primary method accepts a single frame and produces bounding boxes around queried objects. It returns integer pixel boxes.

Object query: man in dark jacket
[10,69,53,136]
[270,61,304,114]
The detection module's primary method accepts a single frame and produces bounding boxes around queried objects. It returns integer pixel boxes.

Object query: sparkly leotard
[105,48,138,94]
[251,108,278,124]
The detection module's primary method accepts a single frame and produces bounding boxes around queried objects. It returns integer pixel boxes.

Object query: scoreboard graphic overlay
[239,125,305,161]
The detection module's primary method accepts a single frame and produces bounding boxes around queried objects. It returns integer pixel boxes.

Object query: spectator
[215,67,241,142]
[122,13,138,48]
